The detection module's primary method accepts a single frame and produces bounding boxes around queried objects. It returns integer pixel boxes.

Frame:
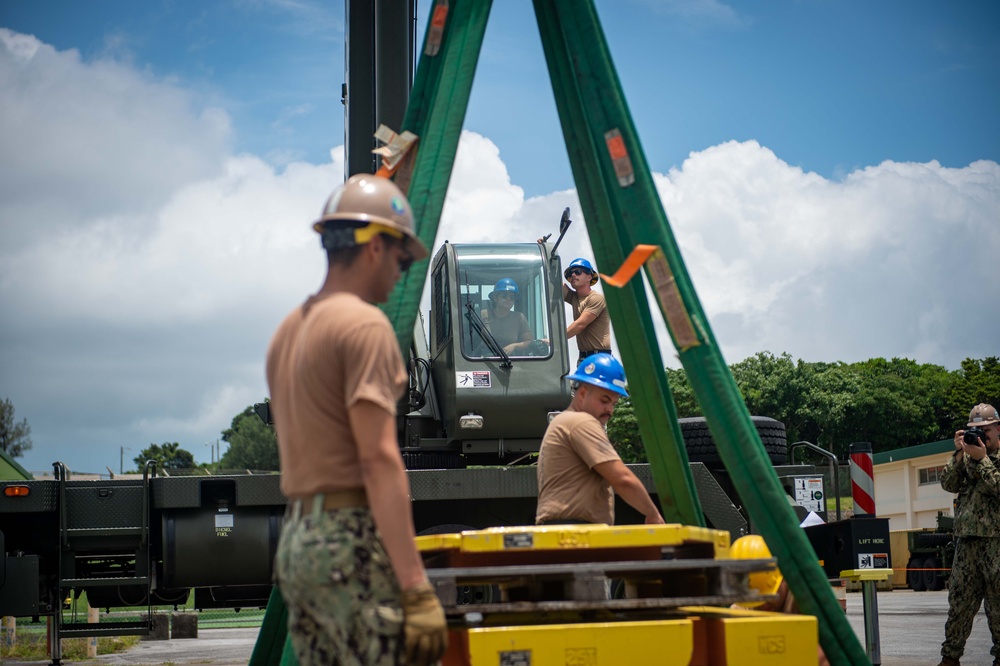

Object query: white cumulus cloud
[1,28,996,476]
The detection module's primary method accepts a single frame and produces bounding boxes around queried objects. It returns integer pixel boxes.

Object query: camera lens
[963,428,985,445]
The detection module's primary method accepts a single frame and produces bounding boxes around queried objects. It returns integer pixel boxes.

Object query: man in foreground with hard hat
[937,403,1000,666]
[562,257,612,365]
[266,174,447,666]
[535,353,664,526]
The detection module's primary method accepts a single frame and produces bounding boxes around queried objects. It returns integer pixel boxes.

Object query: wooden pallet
[419,525,817,666]
[418,524,777,622]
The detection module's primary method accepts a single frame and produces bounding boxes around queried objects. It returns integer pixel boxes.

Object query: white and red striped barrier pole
[850,442,876,517]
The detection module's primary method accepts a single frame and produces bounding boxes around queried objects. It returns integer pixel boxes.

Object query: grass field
[4,589,266,660]
[1,632,140,661]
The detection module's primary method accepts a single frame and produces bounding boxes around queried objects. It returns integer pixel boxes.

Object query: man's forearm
[566,313,596,339]
[613,475,663,522]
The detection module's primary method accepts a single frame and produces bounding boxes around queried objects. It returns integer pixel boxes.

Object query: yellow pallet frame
[447,619,694,666]
[416,523,731,555]
[443,610,816,666]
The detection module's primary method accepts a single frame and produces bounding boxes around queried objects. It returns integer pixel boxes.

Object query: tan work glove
[401,581,448,666]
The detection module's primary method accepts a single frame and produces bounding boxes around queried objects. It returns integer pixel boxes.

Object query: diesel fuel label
[215,512,234,537]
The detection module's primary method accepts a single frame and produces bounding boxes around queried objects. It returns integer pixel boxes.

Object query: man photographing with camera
[937,403,1000,666]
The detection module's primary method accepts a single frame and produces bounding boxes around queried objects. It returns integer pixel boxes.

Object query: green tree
[606,397,645,463]
[0,397,33,459]
[219,405,280,471]
[663,366,699,417]
[945,357,1000,431]
[608,352,965,461]
[133,442,195,470]
[607,373,702,463]
[730,352,812,431]
[826,358,955,455]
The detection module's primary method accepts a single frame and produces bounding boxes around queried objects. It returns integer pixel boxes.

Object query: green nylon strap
[381,0,495,353]
[533,0,703,528]
[534,1,869,664]
[247,586,288,666]
[279,634,297,666]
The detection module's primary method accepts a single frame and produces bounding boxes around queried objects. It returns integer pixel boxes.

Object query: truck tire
[679,416,787,469]
[923,557,945,591]
[913,532,952,548]
[907,557,926,591]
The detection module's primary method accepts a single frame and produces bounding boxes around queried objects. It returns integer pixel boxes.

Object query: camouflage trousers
[275,500,403,666]
[941,536,1000,660]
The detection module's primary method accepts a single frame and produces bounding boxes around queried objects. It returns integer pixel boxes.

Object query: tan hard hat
[313,174,428,260]
[967,403,1000,428]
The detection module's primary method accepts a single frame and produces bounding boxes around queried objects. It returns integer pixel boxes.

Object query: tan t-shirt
[535,408,622,525]
[266,292,407,498]
[566,290,611,351]
[480,308,531,349]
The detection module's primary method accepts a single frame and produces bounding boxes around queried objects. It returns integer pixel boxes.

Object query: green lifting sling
[529,2,868,664]
[250,1,870,664]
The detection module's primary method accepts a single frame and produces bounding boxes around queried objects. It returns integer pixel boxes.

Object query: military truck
[903,512,954,591]
[0,224,811,653]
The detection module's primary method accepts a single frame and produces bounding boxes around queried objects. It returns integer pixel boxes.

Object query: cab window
[454,244,552,359]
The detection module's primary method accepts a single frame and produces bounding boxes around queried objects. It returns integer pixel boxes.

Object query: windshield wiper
[464,301,512,369]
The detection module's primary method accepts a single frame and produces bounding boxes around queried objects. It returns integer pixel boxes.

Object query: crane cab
[404,242,572,466]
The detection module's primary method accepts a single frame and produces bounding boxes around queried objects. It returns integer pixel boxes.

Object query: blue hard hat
[489,277,520,301]
[566,353,628,397]
[565,257,599,286]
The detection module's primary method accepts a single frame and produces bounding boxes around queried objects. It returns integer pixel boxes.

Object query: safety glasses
[397,249,415,272]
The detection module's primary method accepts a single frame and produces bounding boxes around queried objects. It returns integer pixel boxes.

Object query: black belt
[537,519,592,526]
[579,349,612,357]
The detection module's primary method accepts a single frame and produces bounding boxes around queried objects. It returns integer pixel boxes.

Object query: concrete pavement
[846,589,994,666]
[5,589,995,665]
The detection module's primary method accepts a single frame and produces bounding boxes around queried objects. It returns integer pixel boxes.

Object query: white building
[873,439,955,530]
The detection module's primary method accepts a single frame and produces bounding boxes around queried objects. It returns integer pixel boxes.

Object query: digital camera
[963,426,986,446]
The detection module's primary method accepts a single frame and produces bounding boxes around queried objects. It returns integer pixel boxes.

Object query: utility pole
[119,446,131,475]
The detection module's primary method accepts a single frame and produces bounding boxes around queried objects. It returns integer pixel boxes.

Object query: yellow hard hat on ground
[730,534,784,604]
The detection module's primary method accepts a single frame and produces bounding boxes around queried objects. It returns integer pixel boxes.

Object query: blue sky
[1,1,998,474]
[5,1,996,193]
